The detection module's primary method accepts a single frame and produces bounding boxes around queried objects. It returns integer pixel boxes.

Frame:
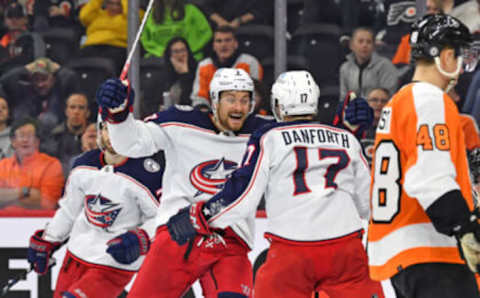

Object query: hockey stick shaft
[119,0,155,81]
[0,259,56,296]
[0,266,32,297]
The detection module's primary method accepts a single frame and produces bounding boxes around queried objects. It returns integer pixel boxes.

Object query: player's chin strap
[434,56,463,93]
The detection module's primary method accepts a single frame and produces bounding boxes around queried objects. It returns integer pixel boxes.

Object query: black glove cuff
[426,189,474,237]
[102,106,132,124]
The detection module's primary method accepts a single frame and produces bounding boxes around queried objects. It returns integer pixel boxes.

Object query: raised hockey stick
[0,258,56,297]
[119,0,155,81]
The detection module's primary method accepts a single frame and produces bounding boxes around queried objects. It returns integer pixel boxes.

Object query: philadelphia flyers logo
[387,2,416,26]
[190,158,238,196]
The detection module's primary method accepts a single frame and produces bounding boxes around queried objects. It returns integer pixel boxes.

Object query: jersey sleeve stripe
[208,134,267,224]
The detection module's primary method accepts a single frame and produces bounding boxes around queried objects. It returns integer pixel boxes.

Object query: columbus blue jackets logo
[84,194,122,228]
[190,158,238,196]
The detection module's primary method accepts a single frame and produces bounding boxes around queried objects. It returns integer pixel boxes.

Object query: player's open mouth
[229,114,243,120]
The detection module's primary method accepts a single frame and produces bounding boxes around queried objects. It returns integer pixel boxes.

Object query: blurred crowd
[0,0,479,212]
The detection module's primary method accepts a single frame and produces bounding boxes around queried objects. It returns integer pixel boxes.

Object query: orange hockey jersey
[367,82,475,281]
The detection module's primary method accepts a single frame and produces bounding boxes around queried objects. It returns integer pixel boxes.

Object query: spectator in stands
[80,122,97,152]
[451,0,480,33]
[79,0,141,75]
[42,93,91,176]
[361,88,390,164]
[191,25,263,107]
[462,69,480,125]
[140,0,212,60]
[253,78,270,116]
[164,37,197,106]
[0,57,80,132]
[0,2,36,75]
[0,95,13,160]
[32,0,77,31]
[339,27,399,101]
[0,117,64,211]
[197,0,273,28]
[375,0,418,59]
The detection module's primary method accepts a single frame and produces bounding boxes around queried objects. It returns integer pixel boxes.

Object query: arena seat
[289,23,343,86]
[40,28,79,65]
[236,25,274,61]
[66,57,116,116]
[139,56,169,118]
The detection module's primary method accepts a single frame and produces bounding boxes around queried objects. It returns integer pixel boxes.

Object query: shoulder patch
[143,158,161,173]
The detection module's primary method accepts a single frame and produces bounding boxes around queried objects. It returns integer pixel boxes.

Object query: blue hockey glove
[167,202,211,245]
[96,78,135,123]
[334,92,373,138]
[106,228,150,264]
[27,230,61,275]
[344,96,373,127]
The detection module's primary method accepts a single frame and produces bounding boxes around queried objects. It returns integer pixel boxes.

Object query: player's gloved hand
[167,201,211,245]
[106,228,150,264]
[459,227,480,273]
[334,92,373,139]
[96,78,135,123]
[27,230,61,275]
[344,94,373,130]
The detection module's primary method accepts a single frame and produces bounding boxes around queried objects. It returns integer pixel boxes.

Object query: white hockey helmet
[271,70,320,122]
[209,68,254,114]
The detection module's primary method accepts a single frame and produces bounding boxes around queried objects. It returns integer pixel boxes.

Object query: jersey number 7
[293,147,350,196]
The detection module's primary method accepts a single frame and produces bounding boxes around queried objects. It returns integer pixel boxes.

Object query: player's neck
[103,151,127,165]
[412,65,449,91]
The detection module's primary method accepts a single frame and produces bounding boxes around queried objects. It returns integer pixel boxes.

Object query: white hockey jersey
[106,106,272,248]
[43,149,162,271]
[205,121,371,242]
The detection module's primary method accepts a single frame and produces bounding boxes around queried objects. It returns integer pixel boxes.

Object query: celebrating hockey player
[367,14,480,297]
[167,70,385,298]
[95,68,272,297]
[27,120,163,298]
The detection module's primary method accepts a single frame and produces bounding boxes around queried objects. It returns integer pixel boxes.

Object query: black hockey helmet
[410,13,471,61]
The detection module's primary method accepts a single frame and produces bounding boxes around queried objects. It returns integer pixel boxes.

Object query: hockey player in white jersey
[95,68,272,298]
[27,121,162,298]
[167,71,385,298]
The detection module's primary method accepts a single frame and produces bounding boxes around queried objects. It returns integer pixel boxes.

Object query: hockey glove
[106,228,150,265]
[96,78,135,123]
[27,230,61,275]
[334,92,373,139]
[460,229,480,273]
[167,201,211,246]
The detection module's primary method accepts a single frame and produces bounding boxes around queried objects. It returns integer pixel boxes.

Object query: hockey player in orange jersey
[368,13,480,297]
